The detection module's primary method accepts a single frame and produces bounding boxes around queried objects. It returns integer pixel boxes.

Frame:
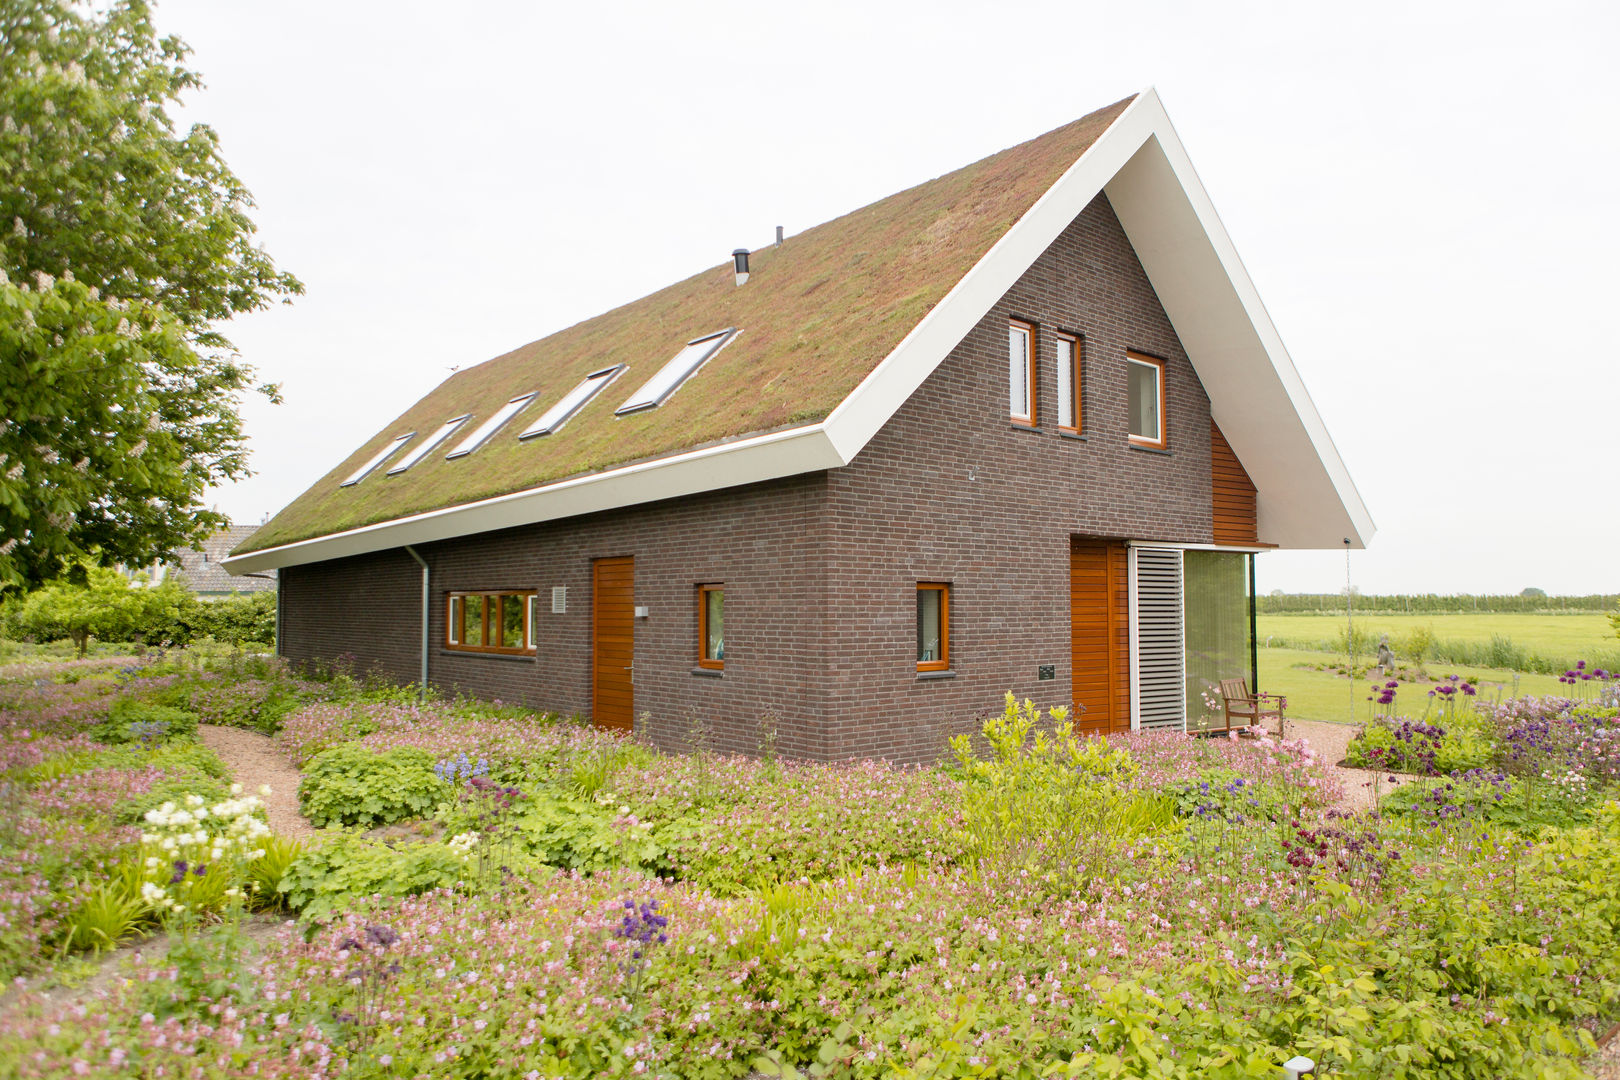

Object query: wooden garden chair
[1218,678,1286,736]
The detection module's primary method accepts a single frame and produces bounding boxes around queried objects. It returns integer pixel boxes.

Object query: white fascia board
[223,424,843,574]
[822,94,1163,461]
[1101,92,1375,550]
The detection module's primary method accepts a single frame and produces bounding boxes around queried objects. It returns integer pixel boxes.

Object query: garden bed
[2,653,1618,1078]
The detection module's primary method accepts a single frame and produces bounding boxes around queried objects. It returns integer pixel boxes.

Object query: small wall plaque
[1037,664,1056,681]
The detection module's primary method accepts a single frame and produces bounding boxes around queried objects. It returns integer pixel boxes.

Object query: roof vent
[732,248,749,287]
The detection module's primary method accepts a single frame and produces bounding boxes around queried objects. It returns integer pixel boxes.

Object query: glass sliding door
[1183,551,1251,732]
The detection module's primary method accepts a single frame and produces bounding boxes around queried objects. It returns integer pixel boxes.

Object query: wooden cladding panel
[1070,538,1131,737]
[1211,421,1258,546]
[591,556,635,731]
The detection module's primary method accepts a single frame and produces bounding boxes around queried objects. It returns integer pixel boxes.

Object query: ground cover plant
[2,661,1618,1078]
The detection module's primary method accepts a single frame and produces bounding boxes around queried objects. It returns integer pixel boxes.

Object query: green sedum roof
[239,98,1134,555]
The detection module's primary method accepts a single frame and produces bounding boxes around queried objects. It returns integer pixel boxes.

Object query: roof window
[520,366,625,439]
[386,415,469,475]
[446,393,536,459]
[340,433,414,487]
[615,329,735,416]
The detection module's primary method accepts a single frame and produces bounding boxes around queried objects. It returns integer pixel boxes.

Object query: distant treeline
[1258,594,1619,615]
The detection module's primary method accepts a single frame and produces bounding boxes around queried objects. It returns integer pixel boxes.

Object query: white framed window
[446,394,536,458]
[521,366,624,438]
[616,329,735,416]
[1008,320,1034,425]
[341,433,414,486]
[1126,352,1165,448]
[1055,333,1080,432]
[387,416,470,474]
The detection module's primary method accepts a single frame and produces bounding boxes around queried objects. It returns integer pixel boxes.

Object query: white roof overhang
[225,87,1369,577]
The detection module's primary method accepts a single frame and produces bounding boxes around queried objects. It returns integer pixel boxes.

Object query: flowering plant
[139,786,272,922]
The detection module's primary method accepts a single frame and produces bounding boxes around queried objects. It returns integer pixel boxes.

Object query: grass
[1259,612,1617,657]
[1258,646,1573,725]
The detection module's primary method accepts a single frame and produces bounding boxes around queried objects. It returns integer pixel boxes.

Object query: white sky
[161,0,1620,596]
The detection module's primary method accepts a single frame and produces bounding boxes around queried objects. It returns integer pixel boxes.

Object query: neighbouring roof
[157,525,276,593]
[227,89,1373,575]
[236,97,1135,556]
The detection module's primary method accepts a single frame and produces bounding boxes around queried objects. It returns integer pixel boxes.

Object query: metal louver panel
[1132,547,1185,731]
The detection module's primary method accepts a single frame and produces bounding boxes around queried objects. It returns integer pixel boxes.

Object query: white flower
[230,784,242,795]
[259,784,272,797]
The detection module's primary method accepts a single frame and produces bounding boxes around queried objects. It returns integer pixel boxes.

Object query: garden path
[1280,717,1381,813]
[197,725,315,840]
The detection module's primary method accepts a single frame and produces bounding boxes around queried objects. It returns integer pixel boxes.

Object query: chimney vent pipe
[775,226,784,248]
[732,248,750,287]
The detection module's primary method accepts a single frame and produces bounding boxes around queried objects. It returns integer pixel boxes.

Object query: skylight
[615,329,735,415]
[386,415,469,475]
[520,366,624,438]
[446,393,536,459]
[340,433,414,487]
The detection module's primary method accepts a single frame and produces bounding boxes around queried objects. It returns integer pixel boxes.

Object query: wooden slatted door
[592,557,635,732]
[1070,538,1131,737]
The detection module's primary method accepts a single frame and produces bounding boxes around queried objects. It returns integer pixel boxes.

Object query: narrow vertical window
[698,584,724,669]
[1008,320,1035,425]
[447,596,463,645]
[1055,332,1080,432]
[1127,352,1166,448]
[916,583,949,672]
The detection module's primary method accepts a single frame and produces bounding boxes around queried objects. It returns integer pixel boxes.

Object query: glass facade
[1182,550,1251,732]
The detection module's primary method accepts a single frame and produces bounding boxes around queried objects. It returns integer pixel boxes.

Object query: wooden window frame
[916,582,950,672]
[1126,351,1167,449]
[697,583,724,669]
[445,590,537,655]
[1054,331,1082,434]
[1008,319,1036,427]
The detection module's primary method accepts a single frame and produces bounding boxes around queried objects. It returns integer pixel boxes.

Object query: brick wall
[279,193,1215,765]
[822,193,1213,763]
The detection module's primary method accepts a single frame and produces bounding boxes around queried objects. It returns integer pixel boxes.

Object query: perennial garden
[1,648,1617,1078]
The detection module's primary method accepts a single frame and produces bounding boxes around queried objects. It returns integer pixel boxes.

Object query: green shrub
[90,698,199,745]
[278,834,464,920]
[298,744,447,828]
[245,834,308,911]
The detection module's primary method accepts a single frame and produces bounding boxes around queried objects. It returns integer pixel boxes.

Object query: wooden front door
[592,556,635,732]
[1070,538,1131,736]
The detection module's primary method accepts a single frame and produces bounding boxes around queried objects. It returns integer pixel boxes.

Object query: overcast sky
[159,0,1619,596]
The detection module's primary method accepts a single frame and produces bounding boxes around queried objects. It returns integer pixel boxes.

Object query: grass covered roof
[239,97,1134,554]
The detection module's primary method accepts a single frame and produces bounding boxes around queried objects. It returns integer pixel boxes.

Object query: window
[446,393,536,458]
[446,591,536,654]
[520,366,625,438]
[341,433,414,487]
[1008,320,1035,425]
[1055,333,1080,432]
[616,329,736,415]
[916,583,949,671]
[1126,352,1165,448]
[387,415,470,474]
[697,584,724,669]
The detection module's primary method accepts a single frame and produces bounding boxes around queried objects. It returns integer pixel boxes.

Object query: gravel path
[196,725,315,840]
[1280,717,1383,813]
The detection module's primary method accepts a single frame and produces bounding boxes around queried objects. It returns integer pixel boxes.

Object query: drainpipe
[404,546,429,701]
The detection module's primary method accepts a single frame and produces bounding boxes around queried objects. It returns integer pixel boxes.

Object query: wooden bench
[1218,678,1286,736]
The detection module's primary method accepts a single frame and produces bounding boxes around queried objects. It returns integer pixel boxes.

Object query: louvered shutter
[1131,547,1185,731]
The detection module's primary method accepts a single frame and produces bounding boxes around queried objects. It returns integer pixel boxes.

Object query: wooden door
[592,556,635,732]
[1070,538,1131,736]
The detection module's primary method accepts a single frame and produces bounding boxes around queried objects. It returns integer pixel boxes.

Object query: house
[225,90,1373,763]
[129,524,277,597]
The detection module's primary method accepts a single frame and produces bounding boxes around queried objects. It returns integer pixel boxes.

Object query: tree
[0,0,300,589]
[4,564,155,653]
[1520,587,1546,598]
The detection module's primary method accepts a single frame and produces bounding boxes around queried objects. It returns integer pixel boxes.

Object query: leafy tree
[1520,587,1546,598]
[4,564,152,654]
[0,0,300,589]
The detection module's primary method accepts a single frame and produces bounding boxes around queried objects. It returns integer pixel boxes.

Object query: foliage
[1258,593,1619,615]
[2,568,276,653]
[244,833,306,912]
[0,0,300,588]
[89,697,198,745]
[276,834,465,921]
[297,743,447,828]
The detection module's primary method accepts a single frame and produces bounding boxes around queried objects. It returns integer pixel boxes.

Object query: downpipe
[403,545,429,701]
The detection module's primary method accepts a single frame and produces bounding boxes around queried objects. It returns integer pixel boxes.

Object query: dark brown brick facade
[279,194,1220,764]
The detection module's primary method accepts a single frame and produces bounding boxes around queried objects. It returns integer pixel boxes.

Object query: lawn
[1258,612,1620,675]
[1259,646,1575,726]
[2,648,1618,1079]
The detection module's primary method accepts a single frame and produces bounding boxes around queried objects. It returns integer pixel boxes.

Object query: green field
[1258,612,1619,675]
[1257,646,1576,726]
